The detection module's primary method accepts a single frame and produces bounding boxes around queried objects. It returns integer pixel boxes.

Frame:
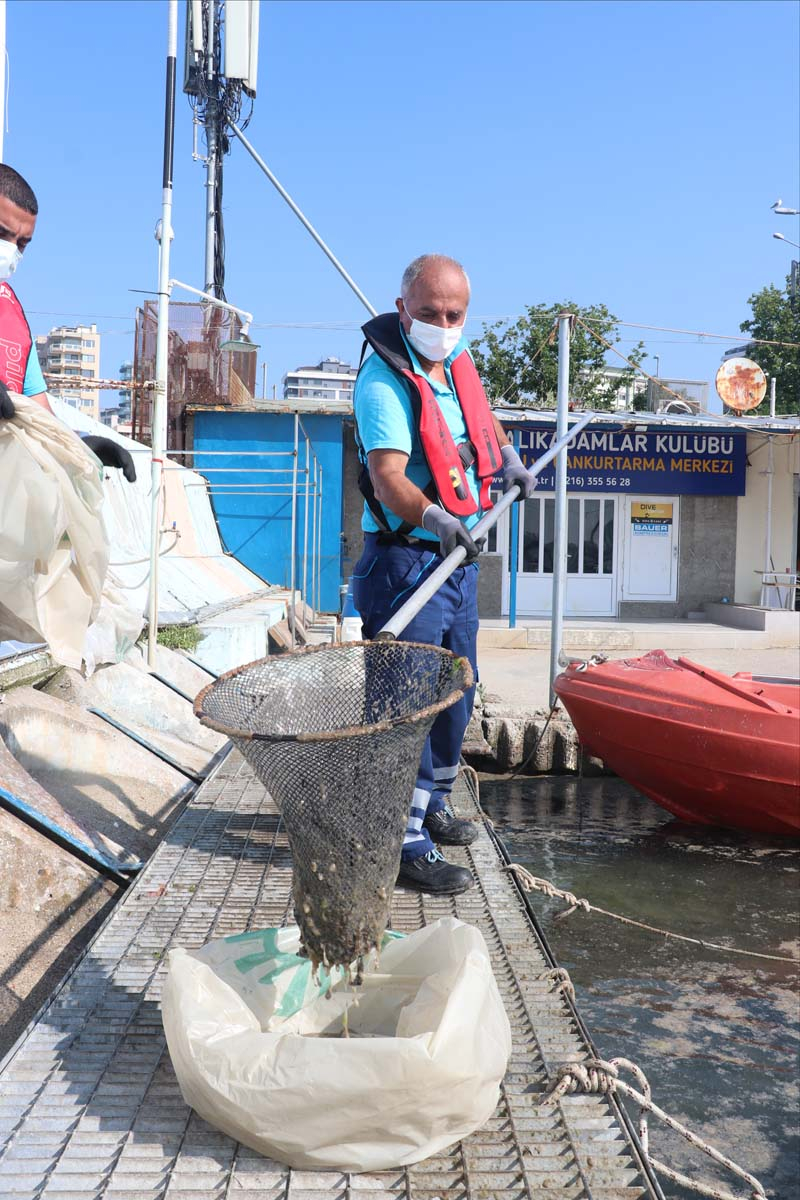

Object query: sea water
[479,774,800,1199]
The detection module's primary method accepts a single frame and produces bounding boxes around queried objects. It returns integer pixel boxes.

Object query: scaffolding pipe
[548,313,573,704]
[302,435,311,621]
[289,414,299,645]
[147,0,178,669]
[311,457,319,619]
[315,466,323,613]
[227,122,378,318]
[0,1,6,163]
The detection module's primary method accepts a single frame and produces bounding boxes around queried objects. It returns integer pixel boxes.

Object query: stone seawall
[463,694,608,775]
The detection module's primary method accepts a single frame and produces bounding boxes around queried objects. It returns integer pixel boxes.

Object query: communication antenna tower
[183,0,259,299]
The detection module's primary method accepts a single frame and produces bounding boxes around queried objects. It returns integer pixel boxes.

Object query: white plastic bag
[162,917,511,1171]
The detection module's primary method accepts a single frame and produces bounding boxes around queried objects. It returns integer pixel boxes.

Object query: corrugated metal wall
[192,409,345,612]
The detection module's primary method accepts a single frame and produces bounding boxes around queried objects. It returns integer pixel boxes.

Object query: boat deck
[0,751,658,1199]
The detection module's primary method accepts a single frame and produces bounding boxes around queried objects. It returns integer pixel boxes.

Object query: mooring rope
[543,1056,767,1200]
[506,863,798,964]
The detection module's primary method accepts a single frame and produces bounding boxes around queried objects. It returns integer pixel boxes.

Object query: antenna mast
[184,0,258,300]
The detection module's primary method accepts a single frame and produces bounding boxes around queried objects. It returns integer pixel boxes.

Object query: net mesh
[195,641,472,972]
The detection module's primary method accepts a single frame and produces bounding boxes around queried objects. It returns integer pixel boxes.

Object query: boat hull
[554,652,800,835]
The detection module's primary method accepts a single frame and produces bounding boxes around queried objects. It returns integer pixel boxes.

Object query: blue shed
[189,405,349,613]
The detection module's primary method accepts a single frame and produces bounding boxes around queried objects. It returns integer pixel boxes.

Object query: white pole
[765,377,775,586]
[302,433,310,619]
[147,0,178,668]
[289,413,299,645]
[549,313,573,704]
[316,465,323,613]
[0,1,6,163]
[311,456,319,618]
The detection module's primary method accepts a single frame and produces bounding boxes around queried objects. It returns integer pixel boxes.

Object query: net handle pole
[375,411,595,641]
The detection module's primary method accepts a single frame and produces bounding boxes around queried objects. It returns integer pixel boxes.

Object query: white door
[621,497,679,601]
[492,494,618,616]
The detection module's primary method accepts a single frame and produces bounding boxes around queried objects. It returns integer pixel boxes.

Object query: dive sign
[514,423,746,495]
[631,501,673,535]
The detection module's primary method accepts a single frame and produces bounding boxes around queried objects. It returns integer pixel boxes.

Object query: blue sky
[6,0,799,407]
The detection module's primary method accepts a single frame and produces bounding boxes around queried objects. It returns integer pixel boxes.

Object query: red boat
[553,650,800,835]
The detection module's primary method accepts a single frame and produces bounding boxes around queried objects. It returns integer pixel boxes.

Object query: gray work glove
[0,380,14,419]
[422,504,482,563]
[501,443,537,499]
[82,435,137,482]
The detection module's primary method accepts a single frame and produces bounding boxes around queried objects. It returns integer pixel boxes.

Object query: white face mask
[0,240,22,280]
[403,305,464,362]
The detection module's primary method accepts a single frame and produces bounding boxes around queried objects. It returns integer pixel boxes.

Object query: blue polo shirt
[354,328,482,538]
[23,340,46,396]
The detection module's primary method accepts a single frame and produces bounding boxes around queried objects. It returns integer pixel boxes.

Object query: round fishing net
[195,640,472,974]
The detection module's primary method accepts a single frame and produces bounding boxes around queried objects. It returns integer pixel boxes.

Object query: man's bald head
[396,254,471,348]
[400,254,470,301]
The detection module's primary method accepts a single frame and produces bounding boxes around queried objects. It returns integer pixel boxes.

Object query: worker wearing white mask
[351,253,537,896]
[0,163,135,481]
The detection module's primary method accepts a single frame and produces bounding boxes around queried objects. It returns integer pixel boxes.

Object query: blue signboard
[513,423,746,495]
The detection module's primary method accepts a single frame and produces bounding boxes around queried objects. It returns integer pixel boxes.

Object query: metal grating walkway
[0,751,658,1199]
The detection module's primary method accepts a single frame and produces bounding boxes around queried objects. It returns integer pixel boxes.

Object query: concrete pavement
[476,636,799,712]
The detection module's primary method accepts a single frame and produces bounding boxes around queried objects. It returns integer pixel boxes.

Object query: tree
[470,301,646,411]
[739,273,800,415]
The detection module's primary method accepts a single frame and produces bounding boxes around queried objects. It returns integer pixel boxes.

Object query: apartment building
[35,324,101,419]
[282,356,356,405]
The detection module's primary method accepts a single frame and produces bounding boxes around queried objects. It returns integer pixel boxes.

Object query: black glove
[82,435,137,482]
[422,505,482,563]
[0,379,15,419]
[500,444,537,500]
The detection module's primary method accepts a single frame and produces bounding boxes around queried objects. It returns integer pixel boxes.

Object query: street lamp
[771,198,800,215]
[773,232,800,250]
[168,279,260,350]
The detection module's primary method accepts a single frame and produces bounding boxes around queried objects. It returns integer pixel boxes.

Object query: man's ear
[394,296,404,316]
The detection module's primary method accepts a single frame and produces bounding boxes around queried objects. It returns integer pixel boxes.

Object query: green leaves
[471,301,646,411]
[739,275,800,415]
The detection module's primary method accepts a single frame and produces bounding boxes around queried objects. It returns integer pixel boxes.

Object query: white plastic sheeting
[0,394,141,671]
[1,399,269,662]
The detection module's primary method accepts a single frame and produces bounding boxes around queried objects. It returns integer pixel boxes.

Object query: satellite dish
[715,357,767,413]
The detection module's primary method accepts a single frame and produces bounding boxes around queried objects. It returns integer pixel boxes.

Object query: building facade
[117,361,133,431]
[282,357,356,405]
[171,399,799,622]
[475,413,799,619]
[35,323,101,419]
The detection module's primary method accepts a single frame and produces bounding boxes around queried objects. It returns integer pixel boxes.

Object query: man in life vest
[0,163,135,481]
[352,253,536,894]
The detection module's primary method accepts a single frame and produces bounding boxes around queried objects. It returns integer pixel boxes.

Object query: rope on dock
[505,863,798,964]
[543,1056,767,1200]
[546,966,575,1001]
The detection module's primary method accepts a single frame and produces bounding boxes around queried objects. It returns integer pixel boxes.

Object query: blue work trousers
[352,533,479,861]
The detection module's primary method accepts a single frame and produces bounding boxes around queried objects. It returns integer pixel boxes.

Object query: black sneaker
[396,848,475,895]
[423,803,479,847]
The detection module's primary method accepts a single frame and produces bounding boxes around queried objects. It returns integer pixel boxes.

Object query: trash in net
[194,640,473,975]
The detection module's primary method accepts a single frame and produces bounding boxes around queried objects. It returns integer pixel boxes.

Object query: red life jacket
[358,313,502,526]
[0,282,33,395]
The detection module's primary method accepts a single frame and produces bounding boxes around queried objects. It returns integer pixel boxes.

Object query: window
[81,354,93,362]
[83,339,95,348]
[515,497,615,576]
